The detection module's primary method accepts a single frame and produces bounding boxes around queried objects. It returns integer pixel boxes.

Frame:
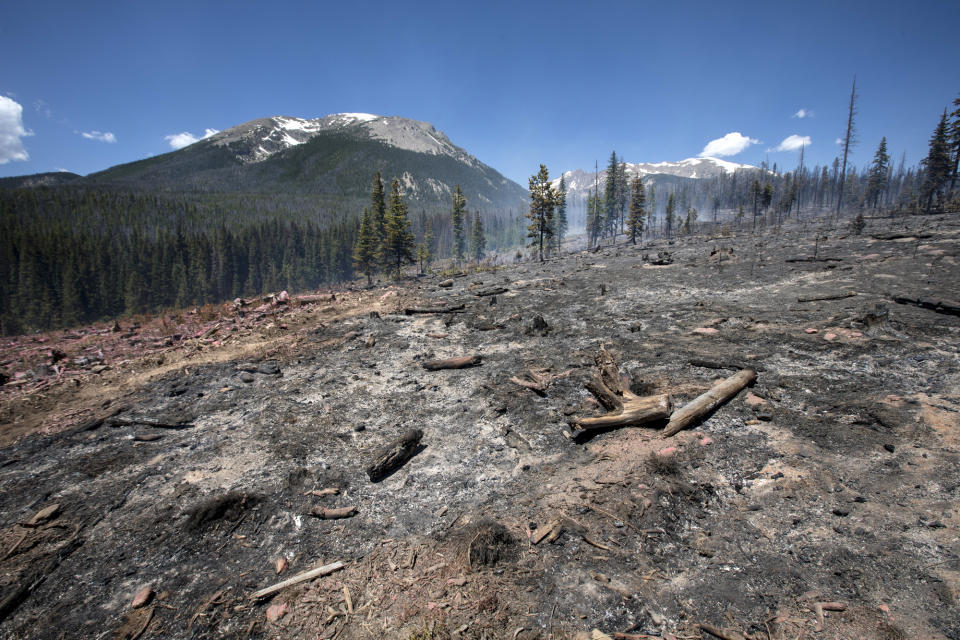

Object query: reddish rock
[824,332,838,341]
[744,392,767,407]
[131,586,154,609]
[274,557,288,574]
[692,327,719,335]
[266,602,290,622]
[657,446,677,457]
[805,328,818,334]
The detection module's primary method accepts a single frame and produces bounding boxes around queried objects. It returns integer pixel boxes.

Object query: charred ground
[1,214,959,639]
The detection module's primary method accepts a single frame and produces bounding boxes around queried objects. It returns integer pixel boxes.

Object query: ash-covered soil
[1,214,959,640]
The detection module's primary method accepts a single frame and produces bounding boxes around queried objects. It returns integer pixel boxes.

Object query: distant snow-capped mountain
[208,113,481,169]
[553,156,758,198]
[85,112,526,211]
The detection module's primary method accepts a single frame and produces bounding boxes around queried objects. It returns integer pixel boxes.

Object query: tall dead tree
[836,76,858,218]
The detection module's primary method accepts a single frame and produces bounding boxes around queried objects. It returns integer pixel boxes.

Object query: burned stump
[366,429,423,481]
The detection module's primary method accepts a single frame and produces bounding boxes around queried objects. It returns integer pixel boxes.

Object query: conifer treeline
[0,184,527,334]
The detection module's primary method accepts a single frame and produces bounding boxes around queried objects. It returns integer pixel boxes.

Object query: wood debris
[573,348,671,434]
[251,560,345,600]
[421,355,482,370]
[663,368,755,437]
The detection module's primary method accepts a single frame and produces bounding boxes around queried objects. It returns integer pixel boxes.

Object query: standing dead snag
[662,368,756,437]
[366,429,423,481]
[422,355,481,370]
[573,348,672,434]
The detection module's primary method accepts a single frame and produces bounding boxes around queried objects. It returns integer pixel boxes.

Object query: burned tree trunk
[404,304,465,315]
[663,369,755,437]
[421,355,481,370]
[573,348,672,434]
[366,429,423,481]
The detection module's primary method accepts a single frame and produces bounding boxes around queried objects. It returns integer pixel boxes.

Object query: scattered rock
[240,372,255,383]
[744,392,767,407]
[274,557,289,574]
[265,602,290,622]
[884,444,896,453]
[438,279,454,288]
[257,363,281,375]
[824,332,838,341]
[805,328,819,334]
[131,586,154,609]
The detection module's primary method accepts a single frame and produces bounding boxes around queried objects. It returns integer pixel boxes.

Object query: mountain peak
[205,112,478,167]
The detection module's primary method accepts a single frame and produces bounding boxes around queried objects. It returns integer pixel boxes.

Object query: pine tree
[553,175,568,253]
[526,164,555,263]
[469,214,486,262]
[626,176,645,245]
[865,137,890,211]
[451,185,466,265]
[616,160,629,234]
[682,207,698,234]
[603,151,619,239]
[921,110,953,212]
[423,219,435,268]
[382,179,415,275]
[370,172,387,262]
[949,91,960,195]
[353,207,378,285]
[665,192,676,238]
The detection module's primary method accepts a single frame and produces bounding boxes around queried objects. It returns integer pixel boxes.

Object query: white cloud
[792,108,813,119]
[772,134,812,152]
[0,96,32,164]
[835,137,843,145]
[81,130,117,143]
[164,128,219,150]
[699,132,759,158]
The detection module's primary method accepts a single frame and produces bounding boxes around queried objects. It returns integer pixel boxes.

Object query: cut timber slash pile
[1,213,960,640]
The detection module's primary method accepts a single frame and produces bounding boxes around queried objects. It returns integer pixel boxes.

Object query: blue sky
[1,0,958,185]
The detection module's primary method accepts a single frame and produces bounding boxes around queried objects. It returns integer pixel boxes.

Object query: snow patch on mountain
[551,156,758,194]
[208,113,481,168]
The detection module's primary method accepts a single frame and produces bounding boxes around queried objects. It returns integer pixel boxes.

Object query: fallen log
[871,232,931,240]
[797,291,856,303]
[310,506,357,520]
[574,348,672,434]
[107,417,194,429]
[510,376,546,396]
[421,355,481,371]
[785,256,843,263]
[250,560,345,600]
[473,287,508,297]
[813,601,847,632]
[663,369,756,437]
[404,304,466,315]
[688,358,756,371]
[892,295,960,316]
[696,623,746,640]
[366,429,423,481]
